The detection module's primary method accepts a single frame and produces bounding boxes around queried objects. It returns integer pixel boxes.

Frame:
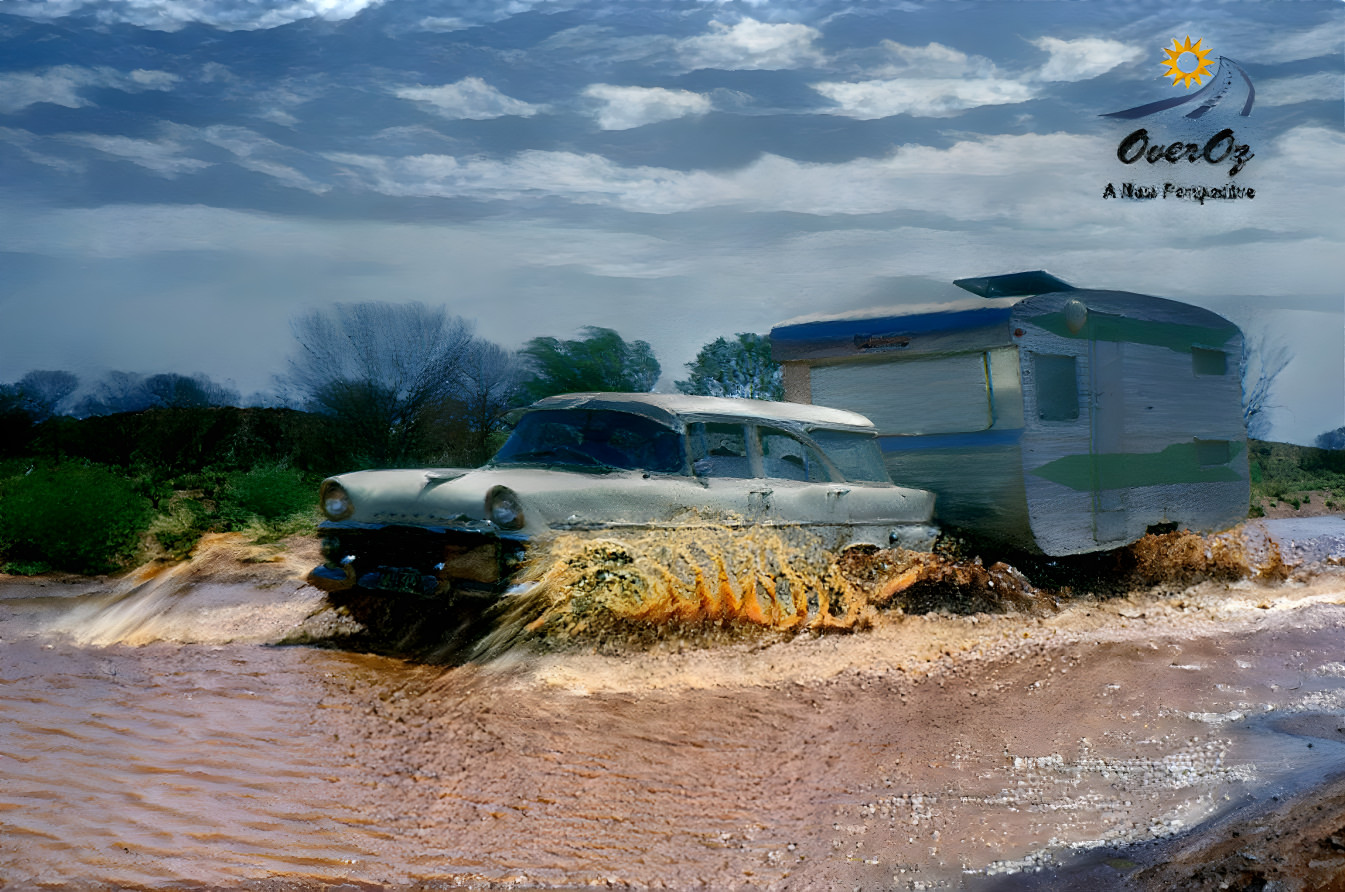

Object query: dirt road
[2,522,1344,890]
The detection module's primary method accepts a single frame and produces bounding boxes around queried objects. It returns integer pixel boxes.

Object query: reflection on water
[1,532,1344,889]
[0,636,398,887]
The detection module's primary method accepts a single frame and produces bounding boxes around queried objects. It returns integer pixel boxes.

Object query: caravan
[770,271,1249,555]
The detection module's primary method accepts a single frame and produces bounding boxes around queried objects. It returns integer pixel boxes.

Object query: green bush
[0,465,152,574]
[146,500,213,561]
[218,465,316,527]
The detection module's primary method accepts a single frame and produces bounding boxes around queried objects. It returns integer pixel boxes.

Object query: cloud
[184,124,330,193]
[1265,20,1344,62]
[393,77,545,120]
[1032,36,1143,82]
[1,0,387,31]
[583,85,712,130]
[811,77,1036,119]
[813,38,1039,119]
[1256,72,1342,107]
[676,18,824,70]
[538,25,674,67]
[60,134,213,177]
[0,66,179,114]
[874,41,993,77]
[324,132,1107,219]
[0,126,85,172]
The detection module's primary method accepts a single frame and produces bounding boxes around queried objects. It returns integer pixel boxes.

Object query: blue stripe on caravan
[772,307,1013,344]
[878,429,1024,452]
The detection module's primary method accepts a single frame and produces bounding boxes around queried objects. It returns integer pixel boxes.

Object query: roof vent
[953,270,1075,298]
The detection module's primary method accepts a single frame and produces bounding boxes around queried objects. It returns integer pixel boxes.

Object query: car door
[685,420,765,524]
[753,425,848,529]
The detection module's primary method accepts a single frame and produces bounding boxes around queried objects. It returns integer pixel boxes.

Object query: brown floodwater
[3,530,1345,890]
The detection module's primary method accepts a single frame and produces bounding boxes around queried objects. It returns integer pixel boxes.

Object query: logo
[1161,35,1213,89]
[1102,35,1255,120]
[1100,35,1258,202]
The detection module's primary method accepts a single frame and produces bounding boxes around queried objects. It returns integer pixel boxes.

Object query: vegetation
[0,409,331,574]
[0,465,152,575]
[1248,439,1345,516]
[675,332,783,400]
[277,302,483,467]
[518,326,660,403]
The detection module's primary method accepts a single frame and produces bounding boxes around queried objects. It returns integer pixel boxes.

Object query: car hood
[322,465,648,532]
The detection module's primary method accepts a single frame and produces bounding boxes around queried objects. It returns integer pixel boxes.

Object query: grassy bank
[1249,439,1345,517]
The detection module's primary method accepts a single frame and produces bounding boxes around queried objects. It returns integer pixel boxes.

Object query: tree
[0,383,35,456]
[518,326,660,403]
[143,373,239,409]
[456,340,522,463]
[1316,427,1345,451]
[675,332,783,401]
[74,371,238,417]
[277,302,476,466]
[1242,334,1292,441]
[73,371,152,417]
[15,370,79,421]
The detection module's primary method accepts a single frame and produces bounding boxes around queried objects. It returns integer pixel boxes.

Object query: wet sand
[2,527,1345,890]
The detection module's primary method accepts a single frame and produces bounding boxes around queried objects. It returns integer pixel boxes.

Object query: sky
[0,0,1340,444]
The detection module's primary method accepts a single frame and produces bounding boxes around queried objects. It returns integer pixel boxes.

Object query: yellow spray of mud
[472,523,1292,660]
[472,525,1043,659]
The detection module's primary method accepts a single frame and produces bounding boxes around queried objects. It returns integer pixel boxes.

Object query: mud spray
[469,523,1290,662]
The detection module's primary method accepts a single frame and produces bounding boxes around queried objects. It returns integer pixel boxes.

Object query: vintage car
[306,392,938,599]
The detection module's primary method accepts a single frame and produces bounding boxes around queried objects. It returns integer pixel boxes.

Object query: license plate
[375,567,428,595]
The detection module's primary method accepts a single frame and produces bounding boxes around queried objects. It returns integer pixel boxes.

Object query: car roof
[527,392,877,432]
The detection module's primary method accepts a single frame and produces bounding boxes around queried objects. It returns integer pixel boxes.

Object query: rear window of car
[807,429,890,483]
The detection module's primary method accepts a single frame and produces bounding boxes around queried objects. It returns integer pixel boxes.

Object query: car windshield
[491,409,686,474]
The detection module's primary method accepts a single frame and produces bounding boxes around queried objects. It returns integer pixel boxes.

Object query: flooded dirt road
[3,525,1345,890]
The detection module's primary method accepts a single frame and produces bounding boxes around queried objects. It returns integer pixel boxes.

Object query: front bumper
[305,523,528,597]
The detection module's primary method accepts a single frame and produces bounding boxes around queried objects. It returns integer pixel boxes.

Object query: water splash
[37,534,330,647]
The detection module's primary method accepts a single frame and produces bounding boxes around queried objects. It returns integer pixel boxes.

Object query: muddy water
[3,561,1345,889]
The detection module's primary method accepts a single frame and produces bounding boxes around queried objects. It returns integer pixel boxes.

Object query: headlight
[486,487,525,531]
[319,480,354,520]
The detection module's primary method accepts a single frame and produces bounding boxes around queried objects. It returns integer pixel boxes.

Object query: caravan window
[1192,347,1228,376]
[1034,354,1079,422]
[810,353,993,435]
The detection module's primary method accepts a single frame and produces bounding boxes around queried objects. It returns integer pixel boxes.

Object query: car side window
[688,422,753,478]
[758,427,831,482]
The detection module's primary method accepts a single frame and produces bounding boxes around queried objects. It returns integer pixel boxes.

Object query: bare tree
[457,340,522,464]
[1242,334,1292,441]
[278,302,476,466]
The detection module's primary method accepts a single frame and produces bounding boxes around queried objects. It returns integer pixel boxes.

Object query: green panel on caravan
[770,272,1249,556]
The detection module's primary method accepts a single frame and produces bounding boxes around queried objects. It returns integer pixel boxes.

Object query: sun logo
[1161,35,1214,89]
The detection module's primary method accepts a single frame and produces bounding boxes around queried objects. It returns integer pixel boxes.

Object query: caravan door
[1089,337,1129,545]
